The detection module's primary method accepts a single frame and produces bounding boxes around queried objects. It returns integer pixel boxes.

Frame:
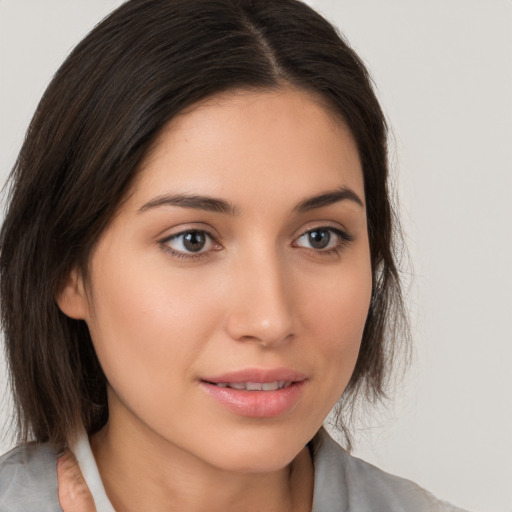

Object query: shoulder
[310,428,469,512]
[0,442,62,512]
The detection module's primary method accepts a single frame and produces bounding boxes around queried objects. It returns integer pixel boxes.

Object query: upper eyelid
[159,228,217,248]
[159,229,218,258]
[296,224,352,240]
[159,225,218,242]
[295,226,353,245]
[159,224,351,241]
[165,229,213,240]
[160,214,355,240]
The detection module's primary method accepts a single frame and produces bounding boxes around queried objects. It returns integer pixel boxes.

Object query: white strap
[71,431,117,512]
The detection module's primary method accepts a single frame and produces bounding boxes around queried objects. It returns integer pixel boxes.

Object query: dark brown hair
[1,0,407,450]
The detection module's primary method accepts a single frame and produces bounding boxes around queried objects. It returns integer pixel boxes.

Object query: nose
[225,250,295,347]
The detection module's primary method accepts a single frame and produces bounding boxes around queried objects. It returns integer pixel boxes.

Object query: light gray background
[1,2,511,511]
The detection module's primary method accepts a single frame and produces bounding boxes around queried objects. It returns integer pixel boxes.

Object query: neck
[90,414,314,512]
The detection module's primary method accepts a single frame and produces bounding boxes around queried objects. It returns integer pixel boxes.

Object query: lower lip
[200,381,306,418]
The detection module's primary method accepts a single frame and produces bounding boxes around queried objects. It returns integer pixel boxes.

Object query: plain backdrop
[1,1,511,511]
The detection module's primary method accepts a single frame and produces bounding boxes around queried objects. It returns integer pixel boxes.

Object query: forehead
[130,87,364,210]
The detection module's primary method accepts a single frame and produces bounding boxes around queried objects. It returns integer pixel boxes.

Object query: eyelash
[293,226,354,256]
[159,226,353,260]
[160,229,220,260]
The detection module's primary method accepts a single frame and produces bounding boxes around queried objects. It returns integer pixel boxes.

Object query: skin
[58,87,372,512]
[57,450,96,511]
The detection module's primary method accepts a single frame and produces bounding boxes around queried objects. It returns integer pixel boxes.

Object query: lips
[214,381,292,391]
[202,367,307,385]
[200,368,307,418]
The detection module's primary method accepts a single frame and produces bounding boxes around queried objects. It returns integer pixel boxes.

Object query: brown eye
[182,231,207,252]
[164,230,213,254]
[306,229,331,249]
[294,227,353,252]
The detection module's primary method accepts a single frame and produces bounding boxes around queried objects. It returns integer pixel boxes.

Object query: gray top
[0,428,466,512]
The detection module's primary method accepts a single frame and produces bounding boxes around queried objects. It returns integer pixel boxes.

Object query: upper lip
[202,367,307,384]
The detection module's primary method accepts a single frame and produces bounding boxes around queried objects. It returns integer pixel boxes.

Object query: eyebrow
[138,186,363,216]
[293,187,364,213]
[138,193,239,215]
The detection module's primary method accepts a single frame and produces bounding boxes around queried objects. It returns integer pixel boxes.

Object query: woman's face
[61,87,372,472]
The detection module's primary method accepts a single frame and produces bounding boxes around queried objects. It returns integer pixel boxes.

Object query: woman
[0,0,467,510]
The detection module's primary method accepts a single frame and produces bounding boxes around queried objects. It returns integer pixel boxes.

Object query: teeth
[214,381,291,391]
[229,382,247,390]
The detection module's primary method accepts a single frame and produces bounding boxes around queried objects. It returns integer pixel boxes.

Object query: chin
[195,422,316,474]
[213,447,300,474]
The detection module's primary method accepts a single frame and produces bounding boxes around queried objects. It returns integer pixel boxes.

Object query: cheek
[298,250,372,400]
[306,252,371,342]
[311,285,370,371]
[84,256,221,401]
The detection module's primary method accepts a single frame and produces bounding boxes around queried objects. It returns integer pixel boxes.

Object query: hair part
[1,0,409,451]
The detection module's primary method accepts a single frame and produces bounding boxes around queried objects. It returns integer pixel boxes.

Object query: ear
[56,267,89,320]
